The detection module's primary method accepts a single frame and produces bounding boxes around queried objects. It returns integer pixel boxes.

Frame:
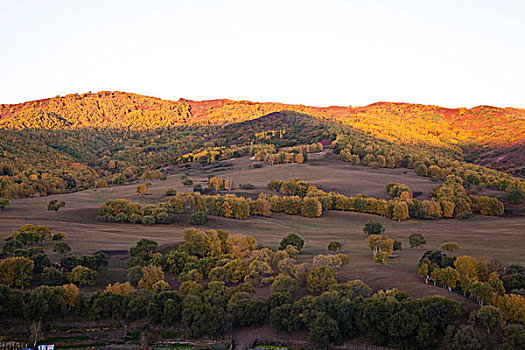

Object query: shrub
[188,211,207,225]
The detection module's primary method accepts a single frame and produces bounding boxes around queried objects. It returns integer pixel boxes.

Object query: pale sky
[1,0,524,108]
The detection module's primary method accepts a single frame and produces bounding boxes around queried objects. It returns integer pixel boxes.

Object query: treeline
[0,125,215,198]
[97,177,506,225]
[269,178,505,220]
[418,252,525,325]
[1,229,524,349]
[336,133,525,193]
[1,224,107,288]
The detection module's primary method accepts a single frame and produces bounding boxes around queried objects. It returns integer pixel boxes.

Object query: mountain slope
[1,91,524,174]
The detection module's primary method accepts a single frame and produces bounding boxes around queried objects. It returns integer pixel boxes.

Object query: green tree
[509,188,524,205]
[47,200,65,211]
[471,305,506,334]
[363,221,385,235]
[308,312,342,347]
[328,241,342,252]
[187,211,207,225]
[279,233,304,251]
[409,233,426,248]
[271,274,298,295]
[53,241,71,255]
[126,266,142,287]
[444,324,486,350]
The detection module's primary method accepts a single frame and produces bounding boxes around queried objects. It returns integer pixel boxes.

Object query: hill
[1,91,523,175]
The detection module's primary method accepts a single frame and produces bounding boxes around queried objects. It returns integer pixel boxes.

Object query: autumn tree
[0,256,34,288]
[62,283,80,310]
[441,242,460,254]
[301,197,322,217]
[307,266,337,294]
[138,265,165,291]
[69,266,97,286]
[137,183,148,195]
[0,198,10,210]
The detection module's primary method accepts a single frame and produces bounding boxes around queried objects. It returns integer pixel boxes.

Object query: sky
[1,0,524,108]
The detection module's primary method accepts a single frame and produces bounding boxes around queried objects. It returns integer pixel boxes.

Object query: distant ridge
[1,91,523,173]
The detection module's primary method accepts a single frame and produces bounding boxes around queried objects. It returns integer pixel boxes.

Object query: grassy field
[1,152,524,305]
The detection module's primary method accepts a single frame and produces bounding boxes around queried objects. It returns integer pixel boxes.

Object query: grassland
[1,151,523,307]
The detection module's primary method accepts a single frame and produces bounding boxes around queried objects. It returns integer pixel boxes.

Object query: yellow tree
[137,183,148,195]
[454,256,478,295]
[0,256,34,288]
[138,265,165,291]
[62,283,80,310]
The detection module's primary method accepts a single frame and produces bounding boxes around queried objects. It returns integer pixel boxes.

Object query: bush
[164,188,177,196]
[183,179,194,186]
[193,184,204,193]
[328,241,342,252]
[279,233,304,251]
[240,183,255,189]
[141,215,156,225]
[47,200,65,212]
[509,188,524,205]
[458,211,474,220]
[188,211,207,225]
[253,163,263,169]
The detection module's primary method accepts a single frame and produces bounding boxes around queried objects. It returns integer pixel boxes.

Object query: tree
[187,211,207,225]
[328,241,342,252]
[503,324,525,350]
[442,242,460,254]
[509,188,524,205]
[62,283,80,310]
[271,274,298,295]
[47,200,65,212]
[69,266,97,286]
[454,256,479,294]
[0,256,34,288]
[308,312,342,347]
[471,305,506,334]
[41,267,66,286]
[301,197,322,217]
[279,233,304,251]
[129,239,158,266]
[437,266,460,291]
[137,183,148,195]
[18,224,52,244]
[391,201,410,221]
[409,233,426,248]
[138,265,165,291]
[363,221,385,235]
[366,235,394,264]
[0,197,10,210]
[53,242,71,255]
[307,266,337,294]
[444,324,486,350]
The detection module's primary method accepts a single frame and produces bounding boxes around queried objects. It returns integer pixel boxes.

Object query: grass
[1,153,524,301]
